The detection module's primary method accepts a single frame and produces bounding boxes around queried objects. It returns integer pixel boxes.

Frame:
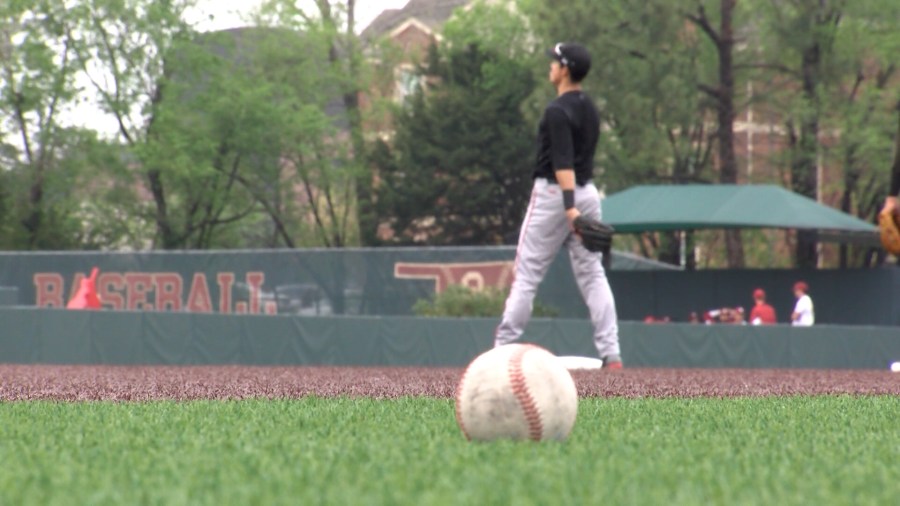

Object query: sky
[184,0,408,34]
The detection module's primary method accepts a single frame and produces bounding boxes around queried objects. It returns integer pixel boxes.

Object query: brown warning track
[1,365,898,401]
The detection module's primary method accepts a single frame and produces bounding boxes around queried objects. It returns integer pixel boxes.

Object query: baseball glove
[573,215,614,252]
[879,209,900,255]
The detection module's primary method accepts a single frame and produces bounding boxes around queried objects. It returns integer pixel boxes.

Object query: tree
[762,1,839,267]
[1,1,76,248]
[829,1,900,267]
[0,1,129,249]
[67,0,216,249]
[138,30,261,249]
[752,0,900,267]
[685,0,746,267]
[373,40,536,245]
[315,0,375,246]
[255,0,374,245]
[66,0,363,250]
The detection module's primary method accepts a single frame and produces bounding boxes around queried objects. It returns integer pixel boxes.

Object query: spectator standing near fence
[791,282,815,326]
[748,288,777,325]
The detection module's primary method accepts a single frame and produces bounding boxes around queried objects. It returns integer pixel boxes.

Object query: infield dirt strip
[0,366,898,401]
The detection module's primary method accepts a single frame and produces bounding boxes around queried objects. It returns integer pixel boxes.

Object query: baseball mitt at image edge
[879,210,900,255]
[573,215,614,252]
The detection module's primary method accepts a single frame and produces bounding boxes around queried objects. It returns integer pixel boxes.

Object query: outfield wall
[1,249,899,325]
[0,247,672,319]
[1,308,898,369]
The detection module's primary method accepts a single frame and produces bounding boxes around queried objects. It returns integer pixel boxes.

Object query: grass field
[1,396,898,505]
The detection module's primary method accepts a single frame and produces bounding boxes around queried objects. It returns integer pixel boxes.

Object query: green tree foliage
[684,0,746,267]
[522,0,900,268]
[54,0,370,249]
[0,1,92,249]
[67,0,207,249]
[372,42,535,245]
[256,0,375,246]
[749,0,900,267]
[149,26,359,249]
[2,0,899,267]
[0,1,139,250]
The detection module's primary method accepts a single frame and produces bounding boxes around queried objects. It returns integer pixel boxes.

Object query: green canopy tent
[601,185,879,266]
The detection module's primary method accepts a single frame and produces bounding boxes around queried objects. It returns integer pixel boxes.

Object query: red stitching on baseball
[455,367,472,441]
[508,345,543,441]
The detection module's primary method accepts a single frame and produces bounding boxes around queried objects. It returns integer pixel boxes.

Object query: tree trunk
[318,0,373,246]
[10,91,43,248]
[341,0,377,246]
[838,153,857,268]
[24,171,44,249]
[144,70,181,249]
[716,0,745,268]
[684,230,697,270]
[793,42,822,268]
[657,231,681,266]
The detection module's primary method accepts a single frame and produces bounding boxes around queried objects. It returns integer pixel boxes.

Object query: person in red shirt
[748,288,777,325]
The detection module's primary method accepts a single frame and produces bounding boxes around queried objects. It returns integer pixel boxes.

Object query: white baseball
[455,344,578,441]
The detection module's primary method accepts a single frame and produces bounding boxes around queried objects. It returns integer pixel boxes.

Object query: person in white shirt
[791,281,815,326]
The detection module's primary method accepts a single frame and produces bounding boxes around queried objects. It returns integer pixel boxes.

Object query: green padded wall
[1,308,898,369]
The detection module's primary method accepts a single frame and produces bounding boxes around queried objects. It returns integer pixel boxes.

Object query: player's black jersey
[533,90,600,186]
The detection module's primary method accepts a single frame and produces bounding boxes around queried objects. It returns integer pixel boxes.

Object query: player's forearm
[555,169,578,214]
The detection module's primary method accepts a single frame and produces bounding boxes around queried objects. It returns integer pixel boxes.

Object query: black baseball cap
[545,42,592,81]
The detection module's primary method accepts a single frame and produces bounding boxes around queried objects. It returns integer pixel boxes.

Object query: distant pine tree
[373,42,535,245]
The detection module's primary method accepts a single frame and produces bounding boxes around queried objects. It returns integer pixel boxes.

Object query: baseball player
[494,42,622,369]
[748,288,777,325]
[791,281,815,326]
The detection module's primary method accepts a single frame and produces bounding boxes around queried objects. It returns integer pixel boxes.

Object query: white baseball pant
[495,178,621,359]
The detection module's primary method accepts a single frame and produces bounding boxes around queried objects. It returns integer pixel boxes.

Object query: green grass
[1,397,898,506]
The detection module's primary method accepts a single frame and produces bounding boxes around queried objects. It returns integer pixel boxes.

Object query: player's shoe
[602,355,623,370]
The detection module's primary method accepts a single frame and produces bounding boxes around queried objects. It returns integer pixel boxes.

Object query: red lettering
[217,272,235,314]
[98,273,125,310]
[234,301,248,314]
[394,264,446,291]
[154,273,182,312]
[265,301,278,315]
[186,273,212,312]
[394,262,514,293]
[246,272,265,314]
[124,273,154,310]
[34,273,64,307]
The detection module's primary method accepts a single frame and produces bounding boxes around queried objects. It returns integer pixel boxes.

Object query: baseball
[891,362,900,373]
[455,344,578,442]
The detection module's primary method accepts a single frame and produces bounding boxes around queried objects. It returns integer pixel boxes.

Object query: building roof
[360,0,470,41]
[601,185,878,235]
